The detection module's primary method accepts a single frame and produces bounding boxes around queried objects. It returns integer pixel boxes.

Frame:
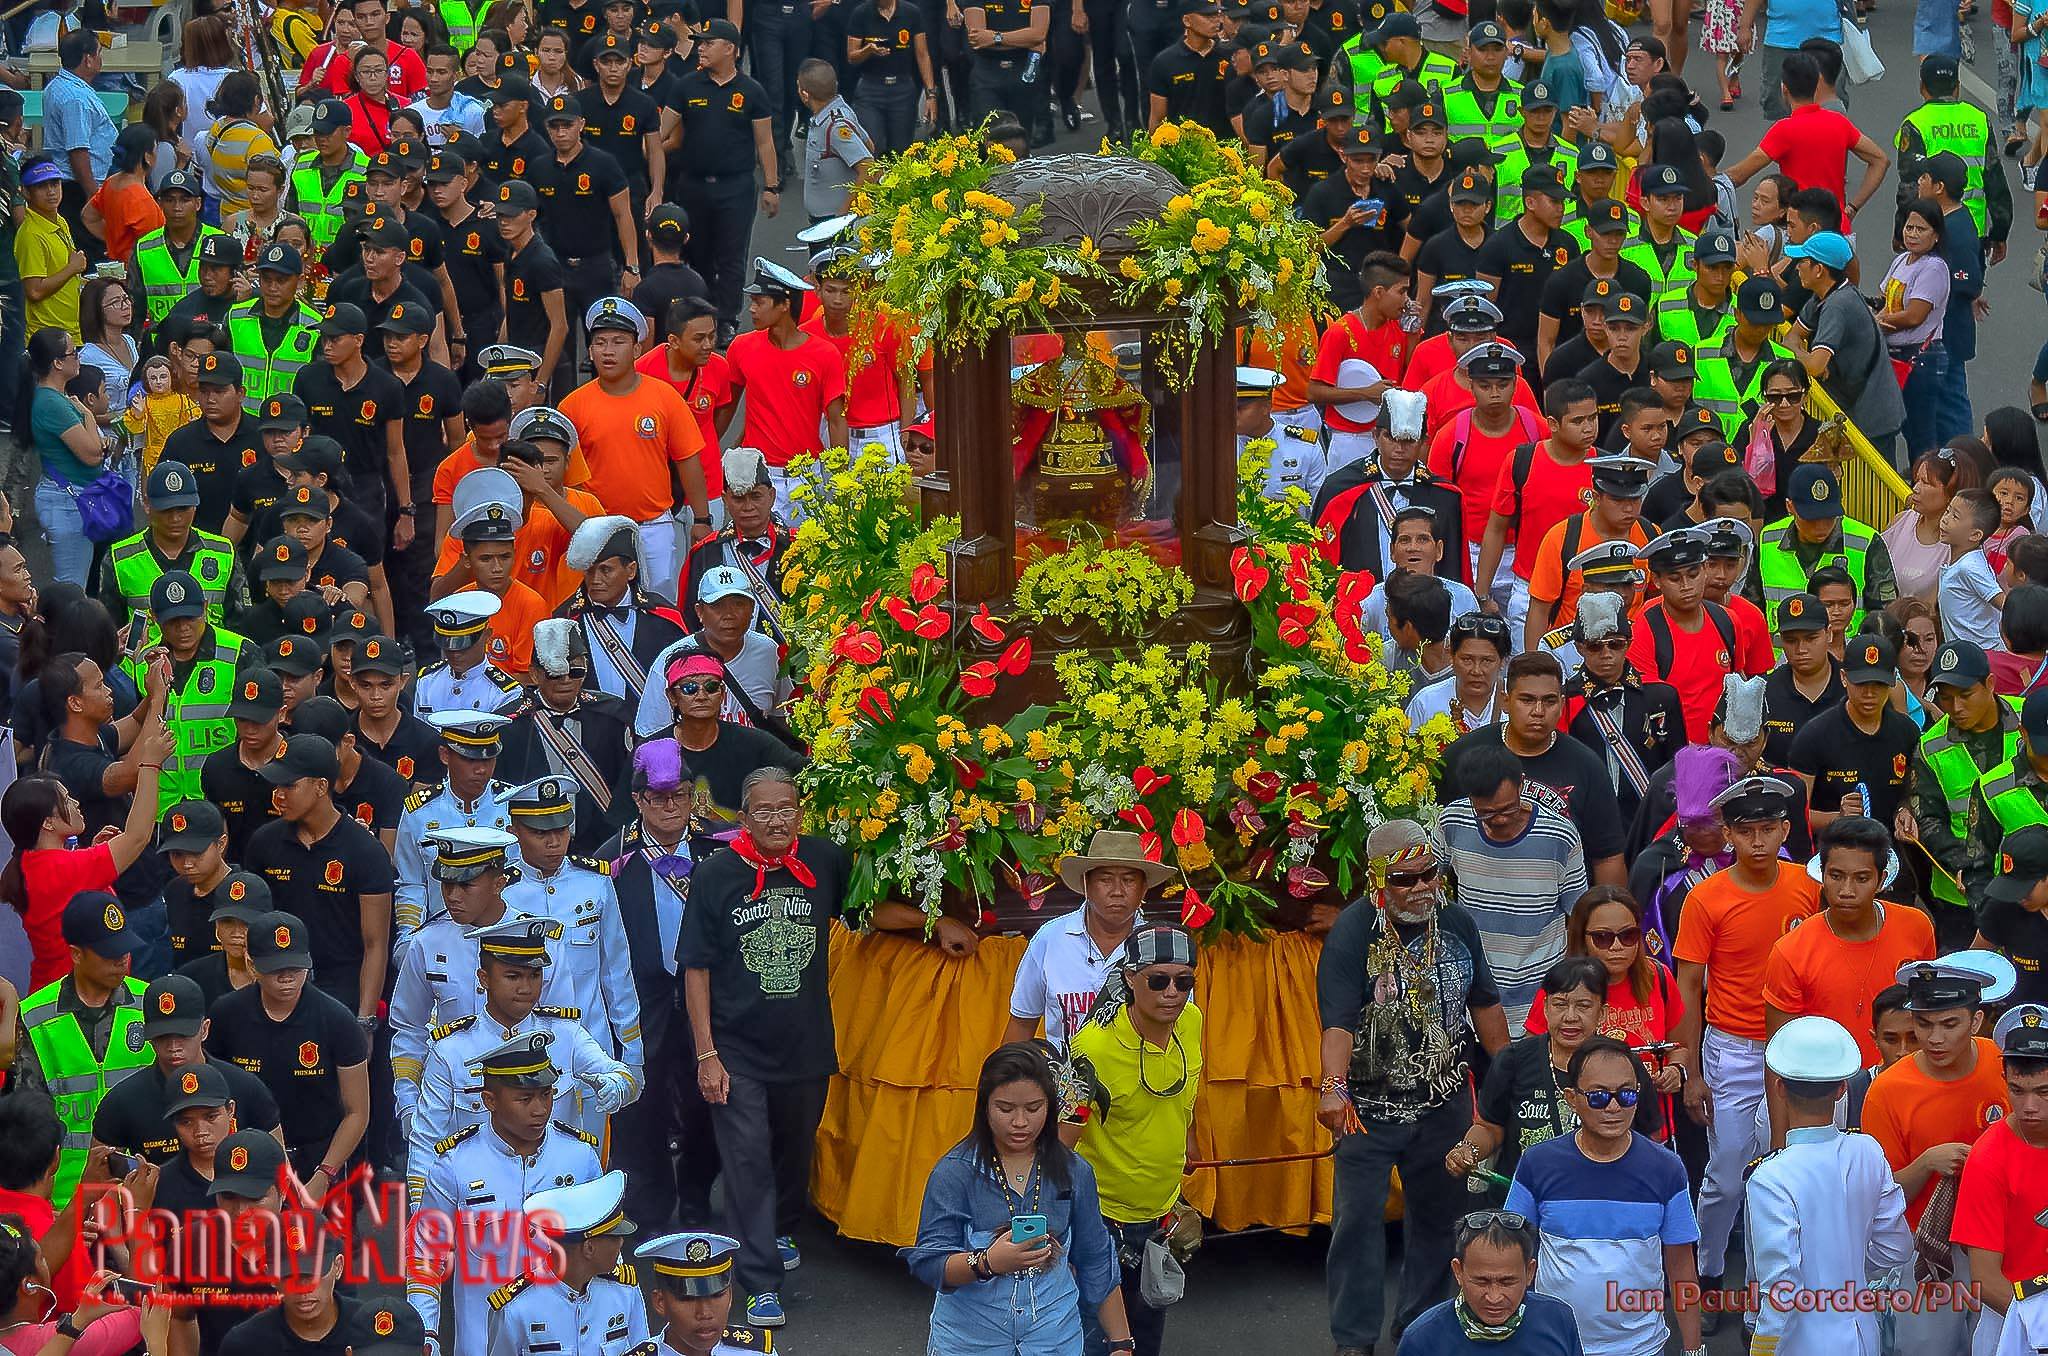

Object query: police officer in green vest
[288,99,372,257]
[1908,640,2023,936]
[1755,463,1898,630]
[1692,276,1795,438]
[122,571,256,814]
[99,460,245,636]
[1442,19,1522,143]
[1621,162,1697,311]
[225,242,324,414]
[1490,79,1575,224]
[1657,226,1737,350]
[20,892,155,1207]
[152,235,242,363]
[1981,691,2048,848]
[130,169,227,332]
[1349,11,1456,127]
[1895,54,2011,243]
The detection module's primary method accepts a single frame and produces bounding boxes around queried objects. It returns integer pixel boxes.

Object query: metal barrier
[1805,384,1912,531]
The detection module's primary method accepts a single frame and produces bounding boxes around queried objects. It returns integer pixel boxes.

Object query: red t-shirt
[1427,409,1546,548]
[1417,367,1541,444]
[19,843,116,990]
[725,329,849,467]
[635,348,733,499]
[1401,331,1456,390]
[1495,441,1593,570]
[799,311,904,428]
[0,1188,87,1312]
[1311,312,1412,434]
[1758,104,1863,232]
[1724,593,1777,679]
[1953,1117,2048,1281]
[1523,963,1685,1048]
[1629,601,1745,742]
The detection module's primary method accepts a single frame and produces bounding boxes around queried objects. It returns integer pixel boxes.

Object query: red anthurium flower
[1285,808,1319,839]
[1118,804,1157,832]
[1229,546,1271,601]
[953,757,986,790]
[1180,888,1215,930]
[861,590,881,620]
[933,817,967,852]
[832,628,884,665]
[1139,832,1165,863]
[1170,808,1206,848]
[1021,873,1053,910]
[856,686,895,723]
[909,603,949,639]
[960,662,999,699]
[1246,770,1282,804]
[1245,847,1277,879]
[883,597,918,631]
[1290,781,1320,799]
[1275,601,1318,648]
[1228,799,1266,835]
[1014,801,1047,833]
[979,907,999,928]
[909,562,943,604]
[970,603,1006,644]
[1133,765,1173,797]
[1286,864,1330,898]
[1282,544,1315,600]
[998,636,1033,675]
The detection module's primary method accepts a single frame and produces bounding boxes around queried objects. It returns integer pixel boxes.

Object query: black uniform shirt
[242,812,397,1009]
[845,0,927,83]
[1275,129,1342,201]
[478,127,551,188]
[670,71,771,178]
[581,85,660,188]
[334,755,408,839]
[199,744,283,861]
[503,234,568,354]
[91,1057,282,1163]
[1241,92,1316,163]
[294,360,407,508]
[205,983,372,1166]
[1147,39,1234,138]
[349,710,443,785]
[1476,222,1577,351]
[161,417,264,534]
[434,208,506,320]
[535,145,629,259]
[1540,256,1655,353]
[394,361,464,503]
[1762,660,1847,767]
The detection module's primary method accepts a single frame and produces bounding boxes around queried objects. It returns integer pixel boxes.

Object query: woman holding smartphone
[903,1042,1134,1355]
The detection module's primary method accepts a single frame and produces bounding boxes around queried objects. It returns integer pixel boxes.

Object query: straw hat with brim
[1058,829,1176,895]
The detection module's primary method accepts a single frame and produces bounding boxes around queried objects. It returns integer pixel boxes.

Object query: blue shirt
[1763,0,1841,49]
[42,68,115,184]
[1536,48,1590,114]
[1397,1294,1585,1355]
[1936,201,1984,362]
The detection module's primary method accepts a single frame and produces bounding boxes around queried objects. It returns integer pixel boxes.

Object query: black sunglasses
[1580,1087,1641,1109]
[1145,973,1195,993]
[675,678,724,696]
[1387,864,1440,887]
[1451,612,1508,637]
[1461,1209,1531,1233]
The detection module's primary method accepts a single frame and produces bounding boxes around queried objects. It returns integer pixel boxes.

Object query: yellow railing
[1805,384,1911,531]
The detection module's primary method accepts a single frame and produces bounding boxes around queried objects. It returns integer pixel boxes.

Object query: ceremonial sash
[727,535,786,644]
[1585,696,1652,797]
[587,611,649,703]
[532,709,613,814]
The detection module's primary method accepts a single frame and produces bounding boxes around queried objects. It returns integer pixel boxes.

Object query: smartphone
[111,1277,158,1303]
[1010,1214,1048,1246]
[105,1151,137,1176]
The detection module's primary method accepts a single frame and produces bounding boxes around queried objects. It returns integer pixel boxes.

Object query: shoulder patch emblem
[435,1123,482,1154]
[488,1278,530,1310]
[406,785,436,811]
[430,1014,480,1040]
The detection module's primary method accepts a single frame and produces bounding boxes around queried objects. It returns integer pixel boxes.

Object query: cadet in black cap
[667,20,775,339]
[1982,826,2048,1005]
[1475,160,1577,359]
[1539,197,1654,362]
[89,972,283,1166]
[1786,628,1922,839]
[294,300,413,539]
[1141,0,1234,140]
[377,286,465,647]
[202,663,290,859]
[479,74,549,190]
[323,210,441,348]
[536,90,637,390]
[1269,85,1354,201]
[156,351,265,533]
[579,29,663,213]
[493,177,572,394]
[635,206,710,332]
[1240,41,1319,169]
[153,232,245,357]
[1300,126,1400,313]
[423,148,505,381]
[1756,590,1839,765]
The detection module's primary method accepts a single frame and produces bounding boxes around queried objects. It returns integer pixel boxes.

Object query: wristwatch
[55,1317,81,1340]
[397,504,417,517]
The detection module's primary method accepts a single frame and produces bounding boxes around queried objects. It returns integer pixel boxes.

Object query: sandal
[2033,402,2048,423]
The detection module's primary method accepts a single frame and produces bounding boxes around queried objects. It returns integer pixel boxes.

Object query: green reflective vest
[1920,706,2023,905]
[1441,77,1523,144]
[225,299,324,412]
[290,152,371,254]
[1692,336,1794,437]
[1658,290,1736,352]
[440,0,478,51]
[1756,515,1875,631]
[1901,98,1991,236]
[21,978,152,1208]
[123,629,251,813]
[106,530,236,631]
[1492,140,1576,225]
[134,226,227,327]
[1343,43,1457,122]
[1620,226,1698,311]
[1561,201,1639,249]
[1983,756,2048,836]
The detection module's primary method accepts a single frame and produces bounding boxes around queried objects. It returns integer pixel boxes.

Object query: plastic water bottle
[1022,50,1041,82]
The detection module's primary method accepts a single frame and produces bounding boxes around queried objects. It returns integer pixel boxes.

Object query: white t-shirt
[1938,548,2004,651]
[1007,906,1131,1049]
[1406,675,1500,732]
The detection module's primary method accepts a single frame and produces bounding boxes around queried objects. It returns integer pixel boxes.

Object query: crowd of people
[0,0,2044,1348]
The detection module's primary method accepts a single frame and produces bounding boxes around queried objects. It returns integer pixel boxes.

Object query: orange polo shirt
[481,578,550,678]
[434,489,605,610]
[1671,862,1822,1040]
[431,437,592,505]
[558,375,704,523]
[1761,905,1936,1064]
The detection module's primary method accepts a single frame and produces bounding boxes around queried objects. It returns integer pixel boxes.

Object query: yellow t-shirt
[14,210,80,342]
[1068,1001,1203,1223]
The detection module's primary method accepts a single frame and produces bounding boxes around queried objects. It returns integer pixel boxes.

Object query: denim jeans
[34,476,92,587]
[1936,352,1974,445]
[1896,339,1950,460]
[1328,1095,1472,1350]
[1080,1219,1168,1356]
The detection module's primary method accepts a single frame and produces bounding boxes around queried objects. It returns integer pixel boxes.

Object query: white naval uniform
[409,1009,636,1193]
[1540,624,1584,676]
[661,1329,778,1353]
[486,1268,651,1356]
[503,860,645,1076]
[412,660,525,718]
[412,1122,603,1356]
[1239,424,1327,513]
[395,781,518,948]
[1696,1025,1768,1278]
[389,908,589,1139]
[1744,1123,1912,1356]
[1998,1290,2048,1355]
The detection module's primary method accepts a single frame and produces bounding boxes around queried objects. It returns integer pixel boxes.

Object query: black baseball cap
[164,1061,231,1112]
[1775,592,1827,633]
[424,151,467,183]
[207,871,274,926]
[488,74,537,104]
[1583,199,1630,235]
[649,204,690,243]
[1649,340,1697,381]
[358,215,409,250]
[158,800,226,854]
[543,93,583,124]
[210,1129,289,1198]
[1990,824,2048,905]
[498,180,541,214]
[63,891,139,960]
[196,351,244,387]
[1843,633,1899,685]
[1737,275,1784,325]
[143,975,209,1039]
[319,302,369,338]
[258,734,341,786]
[267,632,324,677]
[227,666,285,721]
[198,234,242,267]
[1675,406,1722,445]
[260,391,309,432]
[256,536,309,584]
[698,16,740,41]
[1689,438,1740,477]
[378,300,434,335]
[351,634,406,676]
[1928,639,1993,689]
[246,911,314,974]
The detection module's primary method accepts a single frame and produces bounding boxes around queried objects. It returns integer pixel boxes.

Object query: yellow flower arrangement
[1012,540,1194,637]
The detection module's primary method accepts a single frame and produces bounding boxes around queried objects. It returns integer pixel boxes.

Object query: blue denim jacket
[902,1141,1120,1355]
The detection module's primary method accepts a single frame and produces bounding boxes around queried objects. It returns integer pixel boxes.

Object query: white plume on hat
[530,618,586,678]
[1383,389,1427,442]
[723,447,771,494]
[1575,591,1626,642]
[566,513,650,585]
[1721,674,1768,744]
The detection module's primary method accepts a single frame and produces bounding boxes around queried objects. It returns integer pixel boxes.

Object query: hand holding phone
[1010,1213,1048,1245]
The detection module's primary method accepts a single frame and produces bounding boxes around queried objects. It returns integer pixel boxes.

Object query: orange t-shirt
[1864,1039,2010,1226]
[1670,862,1822,1040]
[481,578,550,678]
[558,375,704,524]
[431,437,592,505]
[434,488,604,609]
[1761,905,1936,1064]
[1240,316,1320,413]
[90,181,164,263]
[1526,512,1650,622]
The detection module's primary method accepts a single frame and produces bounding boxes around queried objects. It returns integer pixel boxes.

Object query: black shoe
[1698,1275,1724,1336]
[1060,97,1081,130]
[1028,122,1054,147]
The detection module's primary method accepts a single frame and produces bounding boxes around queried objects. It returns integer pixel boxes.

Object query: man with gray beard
[1314,819,1512,1356]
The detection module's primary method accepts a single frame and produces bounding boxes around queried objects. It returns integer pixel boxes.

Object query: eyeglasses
[1387,865,1441,887]
[1145,972,1196,992]
[1460,1209,1531,1233]
[1450,612,1509,637]
[1762,390,1803,404]
[675,678,724,696]
[745,806,800,823]
[1585,925,1641,949]
[638,789,688,807]
[1579,637,1629,653]
[561,666,590,678]
[1579,1087,1641,1108]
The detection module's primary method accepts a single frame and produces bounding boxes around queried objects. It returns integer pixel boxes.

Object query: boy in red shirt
[801,246,913,463]
[636,297,735,507]
[1472,375,1600,639]
[1428,340,1547,599]
[1956,921,2048,1325]
[1307,250,1416,473]
[1629,525,1767,741]
[724,258,848,512]
[1725,51,1890,236]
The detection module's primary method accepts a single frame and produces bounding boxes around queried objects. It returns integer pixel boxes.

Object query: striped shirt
[1438,798,1586,1030]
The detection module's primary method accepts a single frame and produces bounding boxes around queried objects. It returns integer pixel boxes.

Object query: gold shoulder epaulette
[554,1120,600,1147]
[722,1326,773,1351]
[405,785,436,811]
[487,1277,529,1310]
[570,855,611,876]
[434,1124,480,1154]
[430,1015,478,1040]
[534,1005,582,1019]
[612,1264,639,1287]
